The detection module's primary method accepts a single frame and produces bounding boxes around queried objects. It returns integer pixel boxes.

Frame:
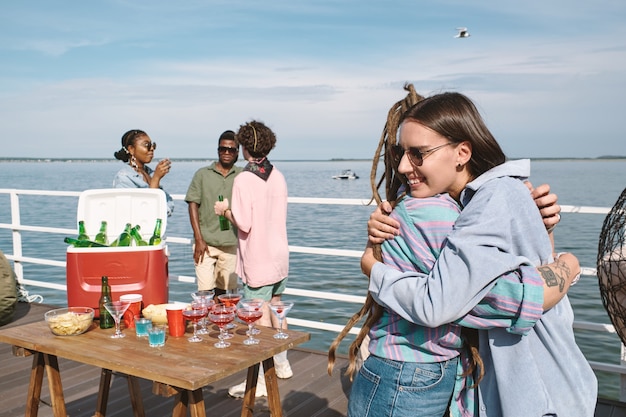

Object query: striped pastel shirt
[369,194,463,362]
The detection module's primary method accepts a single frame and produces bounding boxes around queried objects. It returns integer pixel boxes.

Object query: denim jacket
[113,164,175,217]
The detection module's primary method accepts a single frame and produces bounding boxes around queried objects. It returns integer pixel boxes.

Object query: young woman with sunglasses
[361,92,596,416]
[113,129,175,216]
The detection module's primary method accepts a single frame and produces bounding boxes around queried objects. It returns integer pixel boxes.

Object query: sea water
[1,158,625,398]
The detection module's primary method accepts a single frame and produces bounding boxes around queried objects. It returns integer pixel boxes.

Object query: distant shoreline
[0,156,625,163]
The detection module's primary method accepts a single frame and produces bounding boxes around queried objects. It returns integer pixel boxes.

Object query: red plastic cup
[166,305,186,337]
[120,294,142,329]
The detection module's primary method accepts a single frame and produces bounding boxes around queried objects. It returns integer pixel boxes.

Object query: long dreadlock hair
[327,83,424,379]
[327,84,484,387]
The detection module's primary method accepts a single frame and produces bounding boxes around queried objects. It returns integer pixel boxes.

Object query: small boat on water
[332,169,359,180]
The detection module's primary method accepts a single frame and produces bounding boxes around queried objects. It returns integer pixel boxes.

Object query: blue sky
[1,0,625,160]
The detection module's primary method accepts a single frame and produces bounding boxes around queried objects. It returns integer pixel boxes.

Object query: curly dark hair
[236,120,276,158]
[113,129,148,162]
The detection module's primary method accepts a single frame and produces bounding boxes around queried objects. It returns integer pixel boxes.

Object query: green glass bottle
[130,225,148,246]
[94,221,108,245]
[149,218,162,245]
[218,195,230,231]
[64,237,108,247]
[99,276,114,329]
[77,220,90,241]
[111,223,132,247]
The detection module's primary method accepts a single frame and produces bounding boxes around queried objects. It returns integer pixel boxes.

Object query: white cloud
[0,0,625,159]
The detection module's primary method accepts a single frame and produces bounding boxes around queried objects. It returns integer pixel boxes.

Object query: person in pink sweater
[215,120,291,398]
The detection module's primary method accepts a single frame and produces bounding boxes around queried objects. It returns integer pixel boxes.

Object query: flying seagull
[455,27,470,38]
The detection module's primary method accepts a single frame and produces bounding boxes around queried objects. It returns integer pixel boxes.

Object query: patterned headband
[248,123,258,152]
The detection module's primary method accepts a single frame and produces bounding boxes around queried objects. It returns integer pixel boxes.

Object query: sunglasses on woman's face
[390,143,453,167]
[137,141,157,151]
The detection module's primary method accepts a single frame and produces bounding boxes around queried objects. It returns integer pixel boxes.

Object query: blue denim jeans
[347,355,459,417]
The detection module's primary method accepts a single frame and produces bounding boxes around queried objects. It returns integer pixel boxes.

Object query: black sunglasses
[138,141,157,151]
[218,146,238,154]
[390,143,453,167]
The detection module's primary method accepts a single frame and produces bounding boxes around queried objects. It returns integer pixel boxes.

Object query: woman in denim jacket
[113,129,174,216]
[362,92,596,417]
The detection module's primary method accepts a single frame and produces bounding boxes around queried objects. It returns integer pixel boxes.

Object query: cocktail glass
[238,298,264,335]
[215,304,236,339]
[182,302,208,342]
[208,304,236,348]
[191,297,214,335]
[104,301,131,339]
[218,289,242,331]
[236,307,263,345]
[269,301,294,339]
[191,290,215,302]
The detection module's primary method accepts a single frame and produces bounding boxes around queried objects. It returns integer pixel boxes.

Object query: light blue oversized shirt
[369,160,597,417]
[113,164,175,217]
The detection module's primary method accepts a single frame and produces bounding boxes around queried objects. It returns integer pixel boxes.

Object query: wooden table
[0,320,310,417]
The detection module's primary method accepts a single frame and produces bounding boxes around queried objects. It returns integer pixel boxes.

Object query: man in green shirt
[185,130,242,298]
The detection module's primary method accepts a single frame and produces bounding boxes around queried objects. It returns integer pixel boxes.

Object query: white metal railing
[1,188,625,401]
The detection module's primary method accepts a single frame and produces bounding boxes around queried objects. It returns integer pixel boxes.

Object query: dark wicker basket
[597,187,626,345]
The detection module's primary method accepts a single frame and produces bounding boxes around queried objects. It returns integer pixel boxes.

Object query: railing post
[619,343,626,402]
[9,191,24,283]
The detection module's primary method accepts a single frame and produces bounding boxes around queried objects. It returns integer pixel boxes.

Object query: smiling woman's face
[128,134,156,166]
[398,121,471,202]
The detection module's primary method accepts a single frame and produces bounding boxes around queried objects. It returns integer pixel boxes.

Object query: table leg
[262,358,283,417]
[95,369,112,417]
[172,389,188,417]
[127,375,146,417]
[25,352,45,417]
[241,363,261,417]
[42,354,67,417]
[187,389,205,417]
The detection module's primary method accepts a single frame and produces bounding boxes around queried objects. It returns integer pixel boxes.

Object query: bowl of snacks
[44,307,94,336]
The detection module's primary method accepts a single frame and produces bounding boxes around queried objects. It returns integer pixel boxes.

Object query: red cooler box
[67,188,169,317]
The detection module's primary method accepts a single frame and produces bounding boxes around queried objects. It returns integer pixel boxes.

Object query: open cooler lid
[76,188,167,242]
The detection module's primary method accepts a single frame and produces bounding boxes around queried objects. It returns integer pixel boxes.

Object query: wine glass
[182,302,208,342]
[218,289,242,331]
[238,298,264,335]
[191,296,214,335]
[215,304,236,339]
[208,304,236,348]
[191,290,215,302]
[269,301,294,339]
[236,306,263,345]
[104,301,131,339]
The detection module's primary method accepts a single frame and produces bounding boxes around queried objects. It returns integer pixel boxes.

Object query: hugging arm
[364,182,578,327]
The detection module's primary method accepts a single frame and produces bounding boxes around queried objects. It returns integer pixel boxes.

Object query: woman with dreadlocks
[359,90,595,416]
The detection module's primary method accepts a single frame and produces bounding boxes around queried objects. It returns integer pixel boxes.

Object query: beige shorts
[194,244,238,291]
